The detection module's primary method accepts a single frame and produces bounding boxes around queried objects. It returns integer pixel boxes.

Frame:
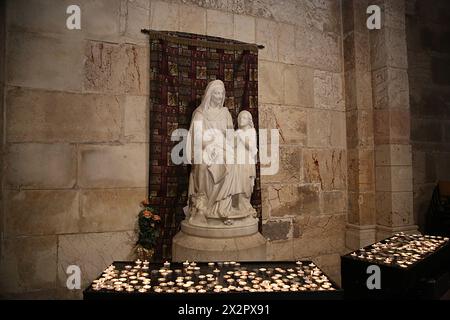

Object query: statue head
[237,110,254,129]
[200,80,225,112]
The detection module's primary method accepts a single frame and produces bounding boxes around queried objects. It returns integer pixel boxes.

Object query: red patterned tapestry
[147,31,260,260]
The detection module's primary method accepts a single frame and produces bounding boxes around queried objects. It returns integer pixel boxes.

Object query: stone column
[343,0,377,249]
[370,0,418,239]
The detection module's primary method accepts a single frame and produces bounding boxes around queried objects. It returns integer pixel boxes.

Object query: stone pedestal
[172,218,266,262]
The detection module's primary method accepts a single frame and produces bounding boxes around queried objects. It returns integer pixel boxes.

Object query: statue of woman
[185,80,237,219]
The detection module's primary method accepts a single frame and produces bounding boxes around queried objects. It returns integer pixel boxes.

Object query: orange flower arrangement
[136,199,161,255]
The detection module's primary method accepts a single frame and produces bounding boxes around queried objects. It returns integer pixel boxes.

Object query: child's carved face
[238,112,252,128]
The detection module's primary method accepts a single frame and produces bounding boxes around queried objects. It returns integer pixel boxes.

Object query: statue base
[172,219,266,262]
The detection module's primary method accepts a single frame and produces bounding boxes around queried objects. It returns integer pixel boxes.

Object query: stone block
[388,68,410,109]
[390,109,410,143]
[375,144,412,166]
[344,32,355,71]
[206,9,233,39]
[123,95,149,142]
[313,70,345,111]
[322,191,346,214]
[381,0,406,31]
[80,188,146,233]
[6,88,122,143]
[250,0,304,27]
[262,146,302,184]
[266,239,294,260]
[258,60,284,104]
[298,184,321,216]
[6,143,76,189]
[262,219,292,241]
[264,184,301,217]
[346,149,359,192]
[346,110,372,149]
[123,0,151,42]
[344,70,357,110]
[372,67,388,109]
[284,65,314,107]
[372,67,409,109]
[7,31,83,92]
[356,109,374,147]
[358,149,375,191]
[358,192,376,225]
[83,0,123,40]
[307,109,345,148]
[307,109,330,147]
[7,0,73,35]
[260,185,273,220]
[7,0,122,40]
[179,4,206,35]
[57,231,136,292]
[150,1,179,31]
[233,14,255,43]
[256,18,278,62]
[355,70,373,108]
[5,190,79,237]
[375,191,389,227]
[259,104,307,145]
[376,191,413,227]
[347,192,360,225]
[278,22,296,64]
[373,109,390,144]
[370,27,408,70]
[375,166,392,192]
[174,0,340,34]
[303,148,347,191]
[391,191,413,226]
[302,0,341,33]
[293,214,346,257]
[374,144,390,166]
[295,26,341,72]
[347,192,361,224]
[330,111,347,148]
[84,41,148,95]
[341,0,355,34]
[344,31,371,74]
[0,236,57,294]
[78,143,147,188]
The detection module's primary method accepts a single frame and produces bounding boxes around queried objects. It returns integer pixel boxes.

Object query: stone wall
[0,0,149,299]
[407,0,450,230]
[0,0,348,298]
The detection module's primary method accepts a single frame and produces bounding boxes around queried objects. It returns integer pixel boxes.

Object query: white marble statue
[233,110,258,218]
[184,80,258,226]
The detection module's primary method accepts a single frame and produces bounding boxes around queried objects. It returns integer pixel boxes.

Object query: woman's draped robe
[186,106,237,218]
